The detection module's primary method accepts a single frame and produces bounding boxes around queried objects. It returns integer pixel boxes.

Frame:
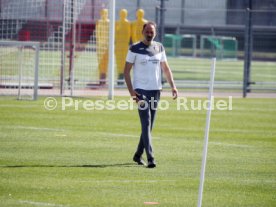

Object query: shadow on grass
[0,163,136,168]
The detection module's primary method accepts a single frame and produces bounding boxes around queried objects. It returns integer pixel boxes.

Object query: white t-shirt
[126,41,167,90]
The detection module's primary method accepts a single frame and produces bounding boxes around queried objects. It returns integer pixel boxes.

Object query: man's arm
[161,61,178,99]
[124,62,139,102]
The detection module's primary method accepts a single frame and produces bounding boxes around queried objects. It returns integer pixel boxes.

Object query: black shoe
[147,160,156,168]
[133,155,146,166]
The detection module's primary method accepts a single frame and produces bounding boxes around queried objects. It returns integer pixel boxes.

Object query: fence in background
[0,0,275,98]
[1,0,105,97]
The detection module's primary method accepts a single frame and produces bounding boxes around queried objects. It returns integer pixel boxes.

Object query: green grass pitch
[0,96,275,206]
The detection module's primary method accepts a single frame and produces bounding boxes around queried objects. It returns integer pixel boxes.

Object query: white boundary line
[97,132,161,140]
[0,104,38,108]
[210,141,252,148]
[80,179,176,183]
[18,200,69,207]
[1,125,66,132]
[98,132,252,147]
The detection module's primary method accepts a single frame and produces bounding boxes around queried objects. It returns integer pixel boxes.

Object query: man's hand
[172,87,178,100]
[130,90,141,103]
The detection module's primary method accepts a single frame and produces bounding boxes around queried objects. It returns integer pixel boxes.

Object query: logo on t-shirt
[140,58,148,65]
[149,59,159,64]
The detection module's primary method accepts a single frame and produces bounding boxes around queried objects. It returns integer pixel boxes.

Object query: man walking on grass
[124,22,178,168]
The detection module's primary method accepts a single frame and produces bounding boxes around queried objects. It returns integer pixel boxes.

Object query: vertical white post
[70,0,76,97]
[197,58,216,207]
[17,46,23,100]
[108,0,115,100]
[33,44,40,100]
[60,0,66,96]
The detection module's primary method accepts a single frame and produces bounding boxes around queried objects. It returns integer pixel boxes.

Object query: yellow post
[131,9,147,44]
[96,9,109,85]
[115,9,131,83]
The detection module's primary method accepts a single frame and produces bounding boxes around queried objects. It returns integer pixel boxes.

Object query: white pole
[33,44,40,100]
[60,0,66,96]
[70,0,76,97]
[108,0,115,100]
[17,46,23,100]
[197,58,216,207]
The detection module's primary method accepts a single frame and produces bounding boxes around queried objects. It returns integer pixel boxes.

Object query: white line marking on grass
[82,179,175,183]
[241,179,276,184]
[213,128,276,135]
[216,178,276,184]
[18,200,70,207]
[98,132,137,138]
[2,125,66,132]
[98,132,161,140]
[108,133,254,148]
[160,126,275,135]
[210,141,252,148]
[0,105,38,108]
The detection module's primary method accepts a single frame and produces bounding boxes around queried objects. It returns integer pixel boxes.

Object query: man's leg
[135,134,144,157]
[138,103,154,162]
[133,90,160,167]
[150,90,160,130]
[147,90,160,168]
[133,134,146,165]
[137,90,160,163]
